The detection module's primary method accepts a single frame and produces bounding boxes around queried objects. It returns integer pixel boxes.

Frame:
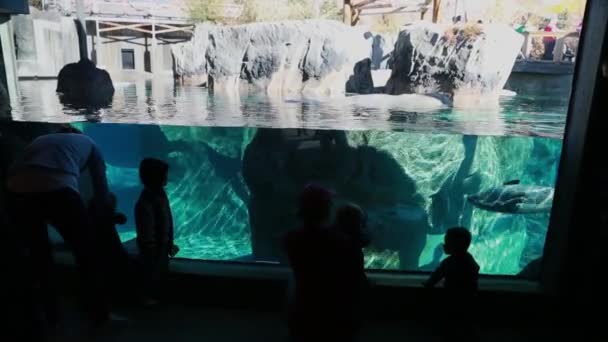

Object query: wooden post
[343,0,353,26]
[433,0,441,23]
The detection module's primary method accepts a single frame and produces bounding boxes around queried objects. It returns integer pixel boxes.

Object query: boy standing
[424,227,480,342]
[135,158,178,304]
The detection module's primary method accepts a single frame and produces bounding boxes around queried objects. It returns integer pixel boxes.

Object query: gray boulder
[242,128,429,268]
[366,203,429,270]
[346,58,374,94]
[172,20,371,96]
[385,21,523,107]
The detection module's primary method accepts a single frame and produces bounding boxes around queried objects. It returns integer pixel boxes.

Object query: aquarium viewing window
[1,0,605,289]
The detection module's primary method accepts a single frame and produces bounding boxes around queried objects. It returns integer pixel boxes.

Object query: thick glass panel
[0,0,590,276]
[64,122,557,275]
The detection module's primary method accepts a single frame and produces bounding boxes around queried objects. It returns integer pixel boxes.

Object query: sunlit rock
[172,20,371,96]
[386,21,523,108]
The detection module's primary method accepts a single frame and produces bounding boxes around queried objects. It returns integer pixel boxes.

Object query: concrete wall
[0,14,19,110]
[90,35,176,79]
[13,11,182,81]
[505,73,574,99]
[13,13,80,78]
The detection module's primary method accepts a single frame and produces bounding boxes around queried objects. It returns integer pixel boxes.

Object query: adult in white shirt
[6,125,112,329]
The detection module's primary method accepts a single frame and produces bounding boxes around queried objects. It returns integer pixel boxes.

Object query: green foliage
[188,0,226,23]
[287,0,314,20]
[371,14,402,34]
[545,0,586,16]
[319,0,341,20]
[239,0,287,23]
[481,0,585,29]
[238,0,340,23]
[556,10,569,30]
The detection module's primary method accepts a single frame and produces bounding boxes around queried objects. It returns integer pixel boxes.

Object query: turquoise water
[74,122,561,275]
[9,78,566,275]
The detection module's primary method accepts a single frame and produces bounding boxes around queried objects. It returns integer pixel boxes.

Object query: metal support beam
[99,22,153,34]
[151,22,157,74]
[95,19,102,67]
[98,21,194,36]
[86,16,190,25]
[101,36,148,47]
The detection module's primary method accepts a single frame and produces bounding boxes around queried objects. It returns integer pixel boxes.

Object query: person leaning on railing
[4,124,115,334]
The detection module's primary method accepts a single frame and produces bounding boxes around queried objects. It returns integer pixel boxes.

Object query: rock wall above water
[385,22,523,107]
[12,8,80,78]
[173,20,523,103]
[172,20,371,96]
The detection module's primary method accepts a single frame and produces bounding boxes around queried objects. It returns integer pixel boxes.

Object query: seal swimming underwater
[467,180,554,214]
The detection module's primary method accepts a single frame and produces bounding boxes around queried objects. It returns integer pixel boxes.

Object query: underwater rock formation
[172,20,371,96]
[242,128,429,267]
[366,203,429,270]
[385,21,523,107]
[240,127,559,271]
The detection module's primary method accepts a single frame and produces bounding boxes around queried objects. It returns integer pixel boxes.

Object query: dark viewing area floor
[53,249,540,293]
[49,252,574,342]
[56,297,562,342]
[43,244,607,342]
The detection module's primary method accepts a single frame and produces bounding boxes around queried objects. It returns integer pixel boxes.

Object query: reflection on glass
[74,123,561,275]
